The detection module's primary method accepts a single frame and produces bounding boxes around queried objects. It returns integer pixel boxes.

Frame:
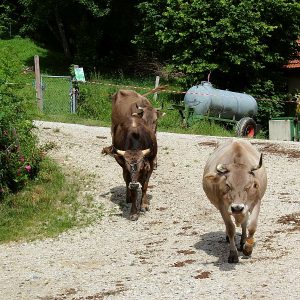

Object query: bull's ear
[102,145,115,157]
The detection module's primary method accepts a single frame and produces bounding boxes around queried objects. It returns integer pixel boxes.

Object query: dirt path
[1,121,299,300]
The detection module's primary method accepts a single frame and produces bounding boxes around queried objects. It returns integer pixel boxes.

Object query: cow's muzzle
[230,204,245,214]
[129,182,141,190]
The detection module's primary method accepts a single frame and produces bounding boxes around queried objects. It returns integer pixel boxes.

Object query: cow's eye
[253,183,258,189]
[225,184,231,191]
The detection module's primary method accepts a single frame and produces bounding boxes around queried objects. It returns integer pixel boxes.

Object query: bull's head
[206,154,263,219]
[116,148,151,190]
[132,106,165,133]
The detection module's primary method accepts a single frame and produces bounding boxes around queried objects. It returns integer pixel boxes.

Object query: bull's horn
[216,164,228,173]
[142,148,151,156]
[116,149,125,156]
[251,154,263,172]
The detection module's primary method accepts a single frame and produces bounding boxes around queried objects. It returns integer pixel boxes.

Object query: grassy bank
[0,157,102,243]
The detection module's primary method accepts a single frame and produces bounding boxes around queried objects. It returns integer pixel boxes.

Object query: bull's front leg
[243,200,261,256]
[140,163,153,212]
[123,170,131,203]
[129,188,139,221]
[220,210,239,263]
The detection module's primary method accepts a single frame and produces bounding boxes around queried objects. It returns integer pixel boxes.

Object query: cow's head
[115,148,151,190]
[206,154,263,218]
[133,106,165,133]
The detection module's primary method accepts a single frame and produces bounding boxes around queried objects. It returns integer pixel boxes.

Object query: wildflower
[25,165,31,172]
[20,156,25,163]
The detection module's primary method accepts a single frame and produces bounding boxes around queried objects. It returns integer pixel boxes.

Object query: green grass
[0,37,70,76]
[0,157,102,243]
[1,37,235,137]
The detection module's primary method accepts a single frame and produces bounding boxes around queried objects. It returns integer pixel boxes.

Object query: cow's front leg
[239,213,249,251]
[243,201,261,256]
[221,210,238,263]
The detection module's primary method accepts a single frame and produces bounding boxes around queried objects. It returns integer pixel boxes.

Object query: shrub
[0,46,42,198]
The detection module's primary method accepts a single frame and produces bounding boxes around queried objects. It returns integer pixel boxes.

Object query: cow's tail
[142,85,168,97]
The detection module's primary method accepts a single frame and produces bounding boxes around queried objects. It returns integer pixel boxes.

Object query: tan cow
[202,139,267,263]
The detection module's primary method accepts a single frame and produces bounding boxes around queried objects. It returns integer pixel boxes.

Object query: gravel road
[1,120,300,300]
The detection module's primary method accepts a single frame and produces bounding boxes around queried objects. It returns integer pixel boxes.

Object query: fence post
[153,75,160,101]
[34,55,43,111]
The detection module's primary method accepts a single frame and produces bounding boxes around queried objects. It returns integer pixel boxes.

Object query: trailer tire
[236,117,256,137]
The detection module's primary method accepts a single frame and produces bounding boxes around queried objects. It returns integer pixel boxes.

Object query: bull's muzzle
[129,182,141,190]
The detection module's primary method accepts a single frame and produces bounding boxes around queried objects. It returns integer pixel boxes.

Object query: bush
[0,46,42,198]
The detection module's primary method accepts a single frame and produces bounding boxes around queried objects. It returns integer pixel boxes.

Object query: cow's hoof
[140,206,149,213]
[228,250,239,263]
[242,240,254,256]
[130,214,139,221]
[226,235,229,243]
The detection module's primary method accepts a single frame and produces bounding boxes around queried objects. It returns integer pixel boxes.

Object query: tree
[18,0,111,61]
[135,0,300,91]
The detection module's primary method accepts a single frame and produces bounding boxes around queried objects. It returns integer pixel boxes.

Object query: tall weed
[0,45,42,197]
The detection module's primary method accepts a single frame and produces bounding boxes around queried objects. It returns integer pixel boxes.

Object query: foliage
[247,80,285,132]
[136,0,300,92]
[0,45,42,197]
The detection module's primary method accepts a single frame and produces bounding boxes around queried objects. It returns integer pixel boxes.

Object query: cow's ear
[204,173,220,184]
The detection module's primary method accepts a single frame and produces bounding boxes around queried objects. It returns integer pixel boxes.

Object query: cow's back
[112,90,151,117]
[111,90,152,134]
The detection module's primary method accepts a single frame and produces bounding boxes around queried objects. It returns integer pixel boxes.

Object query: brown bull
[111,88,165,168]
[102,115,157,221]
[202,140,267,263]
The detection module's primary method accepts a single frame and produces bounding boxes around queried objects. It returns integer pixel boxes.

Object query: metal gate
[41,75,74,114]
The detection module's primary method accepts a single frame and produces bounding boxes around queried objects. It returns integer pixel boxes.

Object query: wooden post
[34,55,43,111]
[153,75,160,101]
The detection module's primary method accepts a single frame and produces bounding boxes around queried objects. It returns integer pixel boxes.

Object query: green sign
[74,67,85,82]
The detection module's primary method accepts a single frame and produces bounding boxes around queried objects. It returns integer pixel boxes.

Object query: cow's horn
[216,164,228,173]
[116,149,125,156]
[251,154,263,171]
[142,148,150,156]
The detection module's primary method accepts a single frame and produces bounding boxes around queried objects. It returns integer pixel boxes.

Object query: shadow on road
[194,231,243,271]
[109,185,153,220]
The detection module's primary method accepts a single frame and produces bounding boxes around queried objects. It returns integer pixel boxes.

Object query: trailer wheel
[236,117,256,137]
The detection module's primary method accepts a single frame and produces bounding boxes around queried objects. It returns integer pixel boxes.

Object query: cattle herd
[102,89,268,264]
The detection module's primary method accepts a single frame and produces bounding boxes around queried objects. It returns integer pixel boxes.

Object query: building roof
[285,40,300,69]
[285,58,300,69]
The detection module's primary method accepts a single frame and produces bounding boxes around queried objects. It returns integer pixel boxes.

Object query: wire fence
[4,77,299,117]
[41,75,73,114]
